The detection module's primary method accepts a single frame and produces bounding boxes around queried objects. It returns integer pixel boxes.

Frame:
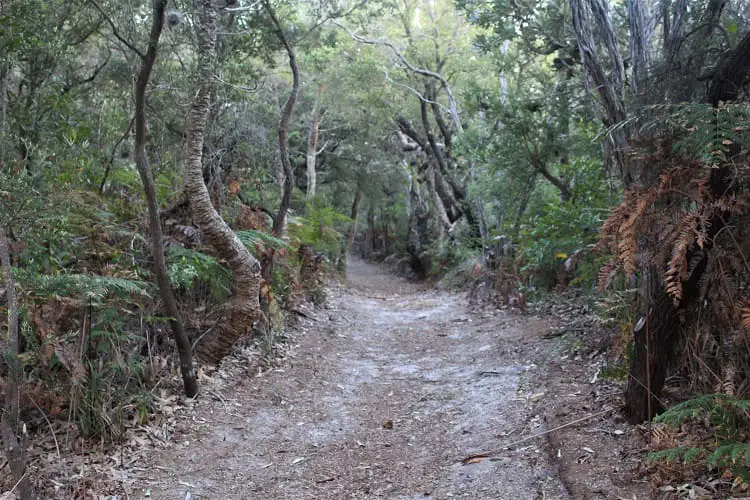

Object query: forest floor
[35,259,651,498]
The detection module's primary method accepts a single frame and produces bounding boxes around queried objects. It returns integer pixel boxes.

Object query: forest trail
[139,259,567,499]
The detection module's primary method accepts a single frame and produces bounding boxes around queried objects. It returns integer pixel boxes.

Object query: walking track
[140,259,568,499]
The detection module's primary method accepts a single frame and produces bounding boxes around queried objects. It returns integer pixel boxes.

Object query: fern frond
[654,394,722,426]
[166,246,231,299]
[617,196,650,277]
[236,230,289,256]
[741,299,750,331]
[22,273,152,303]
[597,258,619,293]
[598,190,638,253]
[709,443,750,468]
[648,446,705,464]
[663,212,699,305]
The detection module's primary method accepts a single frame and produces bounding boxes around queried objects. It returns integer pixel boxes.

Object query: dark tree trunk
[624,171,731,422]
[624,274,678,422]
[364,206,375,260]
[624,33,749,423]
[406,176,430,277]
[266,0,300,236]
[0,228,34,499]
[708,29,750,106]
[132,0,197,396]
[347,187,362,252]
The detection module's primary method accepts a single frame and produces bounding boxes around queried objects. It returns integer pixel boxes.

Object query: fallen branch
[461,407,616,465]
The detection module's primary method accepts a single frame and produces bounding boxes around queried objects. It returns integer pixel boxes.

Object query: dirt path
[138,259,568,499]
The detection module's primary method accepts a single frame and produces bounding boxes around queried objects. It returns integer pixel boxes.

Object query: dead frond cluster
[598,104,750,394]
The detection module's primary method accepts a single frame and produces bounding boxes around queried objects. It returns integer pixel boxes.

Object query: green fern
[235,229,289,256]
[19,271,152,304]
[709,443,750,467]
[287,205,350,258]
[165,246,232,300]
[649,446,704,464]
[654,394,721,427]
[651,394,750,479]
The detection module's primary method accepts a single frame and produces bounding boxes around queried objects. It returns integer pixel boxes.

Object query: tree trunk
[306,85,323,201]
[570,0,631,182]
[532,156,571,201]
[347,187,362,252]
[266,0,300,237]
[708,29,750,106]
[364,206,375,260]
[406,174,430,277]
[0,59,7,168]
[626,0,650,92]
[0,21,33,497]
[133,0,197,397]
[512,172,537,241]
[624,39,750,422]
[186,0,262,364]
[624,273,677,422]
[0,228,33,499]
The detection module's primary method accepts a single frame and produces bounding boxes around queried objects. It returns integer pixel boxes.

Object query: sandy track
[139,259,567,499]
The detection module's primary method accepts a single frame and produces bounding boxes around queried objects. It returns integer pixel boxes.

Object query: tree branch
[88,0,145,59]
[334,21,462,132]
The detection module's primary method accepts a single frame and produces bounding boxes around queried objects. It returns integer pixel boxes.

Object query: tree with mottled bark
[186,0,263,364]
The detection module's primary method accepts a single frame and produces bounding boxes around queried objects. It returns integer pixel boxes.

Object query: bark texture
[134,0,198,396]
[0,228,33,499]
[186,0,262,364]
[266,0,300,236]
[570,0,630,181]
[306,85,323,201]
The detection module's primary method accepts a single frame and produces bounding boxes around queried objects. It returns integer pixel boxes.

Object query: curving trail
[140,259,567,499]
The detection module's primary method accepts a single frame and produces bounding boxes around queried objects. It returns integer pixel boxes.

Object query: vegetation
[2,0,750,494]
